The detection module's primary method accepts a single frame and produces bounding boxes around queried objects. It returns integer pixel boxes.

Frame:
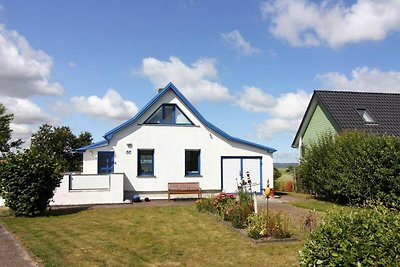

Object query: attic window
[356,109,375,123]
[145,104,193,125]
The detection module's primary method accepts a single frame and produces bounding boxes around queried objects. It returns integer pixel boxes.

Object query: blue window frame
[97,151,114,174]
[145,104,193,125]
[138,149,154,176]
[185,150,200,176]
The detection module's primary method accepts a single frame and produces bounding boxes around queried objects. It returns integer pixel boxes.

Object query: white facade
[53,83,275,204]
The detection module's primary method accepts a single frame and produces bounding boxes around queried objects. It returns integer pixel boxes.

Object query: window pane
[176,107,192,124]
[185,150,200,175]
[138,150,154,175]
[146,107,163,124]
[164,105,174,124]
[98,152,114,174]
[356,109,375,123]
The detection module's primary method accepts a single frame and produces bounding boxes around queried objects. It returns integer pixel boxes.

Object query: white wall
[82,90,274,196]
[52,173,124,205]
[0,197,4,207]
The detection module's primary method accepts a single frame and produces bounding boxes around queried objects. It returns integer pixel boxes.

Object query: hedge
[298,131,400,206]
[299,203,400,266]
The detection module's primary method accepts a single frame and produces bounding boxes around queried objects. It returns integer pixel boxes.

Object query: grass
[277,168,294,182]
[283,192,350,213]
[1,205,305,267]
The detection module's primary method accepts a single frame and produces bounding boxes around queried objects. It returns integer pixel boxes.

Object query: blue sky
[0,0,400,162]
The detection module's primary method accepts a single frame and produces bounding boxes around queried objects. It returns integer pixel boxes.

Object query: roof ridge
[315,90,400,96]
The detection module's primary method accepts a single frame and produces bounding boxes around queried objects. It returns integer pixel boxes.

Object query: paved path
[256,194,319,224]
[0,222,38,267]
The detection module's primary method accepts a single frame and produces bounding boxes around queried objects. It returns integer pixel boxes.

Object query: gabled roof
[292,90,400,147]
[78,83,276,153]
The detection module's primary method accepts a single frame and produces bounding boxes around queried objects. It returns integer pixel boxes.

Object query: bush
[213,192,236,220]
[247,210,292,239]
[298,131,400,206]
[299,203,400,266]
[0,150,61,216]
[196,197,216,214]
[197,190,255,229]
[275,180,294,192]
[273,168,282,180]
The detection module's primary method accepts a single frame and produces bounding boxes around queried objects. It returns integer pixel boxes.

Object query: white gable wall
[82,90,273,195]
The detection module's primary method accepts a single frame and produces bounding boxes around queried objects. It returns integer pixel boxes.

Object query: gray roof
[292,90,400,148]
[315,90,400,136]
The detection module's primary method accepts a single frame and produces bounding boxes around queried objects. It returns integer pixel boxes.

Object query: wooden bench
[168,182,202,200]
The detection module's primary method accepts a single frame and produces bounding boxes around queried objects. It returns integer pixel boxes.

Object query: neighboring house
[292,90,400,157]
[53,83,276,205]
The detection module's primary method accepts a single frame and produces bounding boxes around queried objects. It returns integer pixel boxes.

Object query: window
[185,150,200,176]
[98,151,114,174]
[138,150,154,176]
[356,109,375,123]
[145,104,192,125]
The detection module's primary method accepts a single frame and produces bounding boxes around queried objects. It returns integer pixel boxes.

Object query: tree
[273,167,282,180]
[30,124,92,172]
[0,103,23,153]
[0,149,61,216]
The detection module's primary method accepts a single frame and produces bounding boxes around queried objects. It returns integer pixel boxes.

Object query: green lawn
[1,205,304,267]
[277,168,294,182]
[285,192,350,213]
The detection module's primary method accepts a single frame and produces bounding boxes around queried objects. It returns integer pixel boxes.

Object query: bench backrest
[168,182,200,191]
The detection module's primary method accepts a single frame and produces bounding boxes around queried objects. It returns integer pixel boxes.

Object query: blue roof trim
[83,82,276,153]
[75,139,109,153]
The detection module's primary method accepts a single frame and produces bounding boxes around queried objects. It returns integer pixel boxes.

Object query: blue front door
[98,151,114,174]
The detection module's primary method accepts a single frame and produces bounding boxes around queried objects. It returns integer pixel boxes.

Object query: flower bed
[196,190,293,241]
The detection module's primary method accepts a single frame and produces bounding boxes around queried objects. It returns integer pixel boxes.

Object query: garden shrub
[196,197,216,214]
[213,192,236,220]
[226,201,254,228]
[299,203,400,266]
[247,210,292,239]
[298,131,400,206]
[197,190,255,229]
[0,150,61,216]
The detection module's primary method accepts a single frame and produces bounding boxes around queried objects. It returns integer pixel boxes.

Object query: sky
[0,0,400,162]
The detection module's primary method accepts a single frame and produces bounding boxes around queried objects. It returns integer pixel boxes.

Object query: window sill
[137,175,156,178]
[185,175,203,178]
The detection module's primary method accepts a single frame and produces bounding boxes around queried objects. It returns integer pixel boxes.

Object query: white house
[52,83,276,205]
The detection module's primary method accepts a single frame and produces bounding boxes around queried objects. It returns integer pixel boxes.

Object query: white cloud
[9,123,33,140]
[0,96,53,124]
[236,86,311,119]
[317,67,400,93]
[0,96,55,142]
[255,118,301,140]
[261,0,400,48]
[236,86,275,113]
[135,56,230,102]
[68,61,76,67]
[221,30,261,56]
[71,89,138,122]
[236,86,311,140]
[0,24,63,97]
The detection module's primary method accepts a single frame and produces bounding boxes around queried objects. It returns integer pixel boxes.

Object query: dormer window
[145,104,193,125]
[356,109,375,123]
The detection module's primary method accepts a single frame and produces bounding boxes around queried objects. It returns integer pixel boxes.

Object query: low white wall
[70,174,110,190]
[52,173,124,205]
[0,197,4,207]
